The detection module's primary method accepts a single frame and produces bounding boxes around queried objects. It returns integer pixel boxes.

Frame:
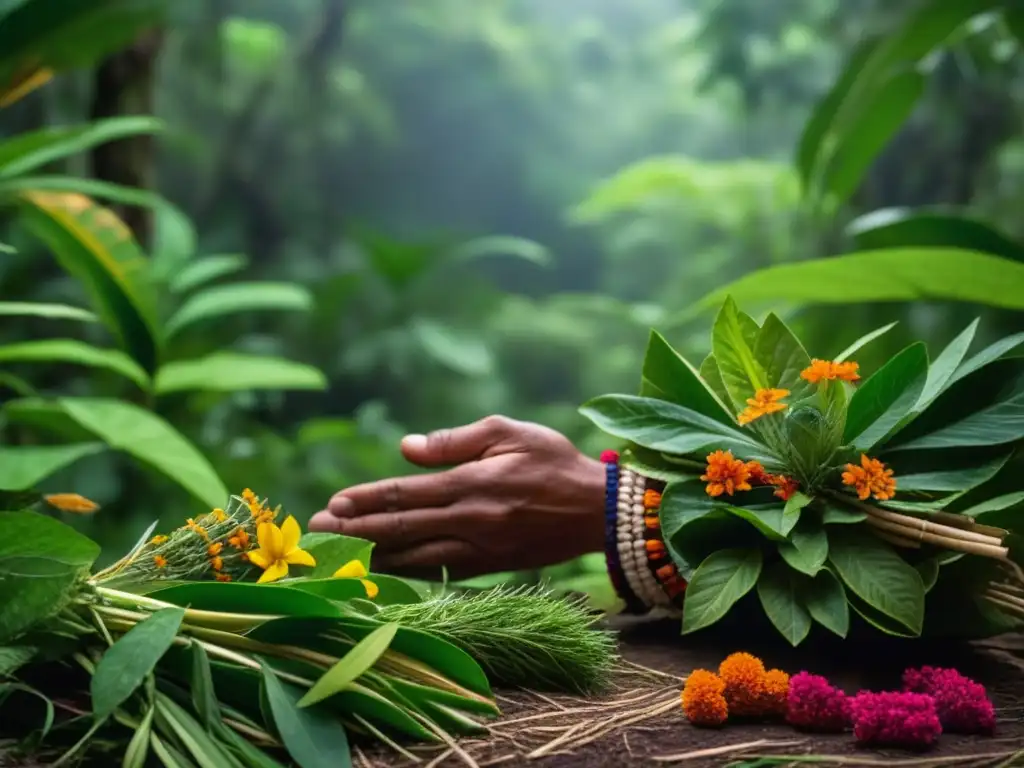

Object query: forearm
[600,450,686,615]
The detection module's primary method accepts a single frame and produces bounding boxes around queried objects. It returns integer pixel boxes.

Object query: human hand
[308,416,606,579]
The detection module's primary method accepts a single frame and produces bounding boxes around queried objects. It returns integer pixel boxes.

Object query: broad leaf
[0,443,104,491]
[17,191,160,374]
[298,623,398,707]
[757,561,811,646]
[579,394,767,459]
[0,339,148,387]
[0,301,96,322]
[58,397,227,508]
[963,491,1024,519]
[843,342,928,449]
[753,313,812,399]
[169,254,248,294]
[711,298,767,412]
[834,321,898,363]
[448,235,551,267]
[799,568,849,638]
[260,662,353,768]
[164,282,313,340]
[699,354,731,407]
[410,318,493,377]
[658,480,718,557]
[155,353,326,395]
[945,331,1024,390]
[91,607,184,720]
[916,558,940,593]
[640,330,733,424]
[914,319,978,413]
[782,491,813,536]
[828,526,924,635]
[682,548,762,634]
[298,532,374,578]
[848,209,1024,263]
[0,511,99,642]
[779,519,828,576]
[895,452,1010,493]
[719,503,788,541]
[154,693,237,768]
[147,583,341,618]
[685,250,1024,322]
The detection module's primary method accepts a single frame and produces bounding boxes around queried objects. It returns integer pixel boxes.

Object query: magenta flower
[850,691,941,748]
[902,666,995,735]
[786,671,849,732]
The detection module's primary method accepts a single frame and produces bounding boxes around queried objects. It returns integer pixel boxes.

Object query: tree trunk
[88,30,164,247]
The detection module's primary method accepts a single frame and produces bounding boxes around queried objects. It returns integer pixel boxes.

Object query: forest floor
[361,618,1024,768]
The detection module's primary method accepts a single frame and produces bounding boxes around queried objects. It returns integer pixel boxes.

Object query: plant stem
[92,586,278,630]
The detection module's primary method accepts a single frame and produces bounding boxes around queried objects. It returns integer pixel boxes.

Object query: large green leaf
[799,568,849,638]
[827,526,924,635]
[17,191,160,374]
[752,313,813,399]
[757,561,811,646]
[843,342,928,449]
[0,118,163,179]
[711,298,767,412]
[168,254,248,294]
[91,607,184,720]
[914,319,978,413]
[681,548,762,634]
[0,339,148,387]
[0,511,99,642]
[579,394,767,459]
[57,397,227,508]
[0,0,165,95]
[164,282,313,340]
[148,583,341,618]
[891,389,1024,451]
[0,443,104,491]
[685,249,1024,321]
[298,532,374,579]
[719,503,788,541]
[779,519,828,576]
[0,301,96,322]
[822,70,925,205]
[155,353,326,395]
[848,209,1024,263]
[640,330,733,425]
[260,663,352,768]
[945,331,1024,390]
[895,451,1010,493]
[658,480,718,559]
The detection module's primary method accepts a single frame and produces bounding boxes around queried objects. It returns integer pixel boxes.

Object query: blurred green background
[2,0,1023,605]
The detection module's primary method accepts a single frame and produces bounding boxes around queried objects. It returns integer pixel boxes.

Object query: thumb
[401,415,514,467]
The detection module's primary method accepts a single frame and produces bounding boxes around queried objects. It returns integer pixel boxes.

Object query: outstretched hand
[308,416,606,580]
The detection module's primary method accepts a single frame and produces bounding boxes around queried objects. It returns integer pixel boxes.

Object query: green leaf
[299,533,374,578]
[752,313,813,399]
[914,319,978,413]
[0,646,36,677]
[945,331,1024,390]
[0,175,169,211]
[154,693,236,768]
[834,322,898,363]
[0,301,96,322]
[260,662,353,768]
[916,558,940,593]
[122,704,153,768]
[361,574,423,605]
[779,519,828,576]
[757,561,812,646]
[0,339,148,387]
[0,511,99,642]
[169,254,248,294]
[896,452,1010,493]
[579,394,766,459]
[699,354,732,408]
[155,353,326,395]
[448,235,550,267]
[91,607,184,720]
[782,491,813,537]
[799,568,849,638]
[682,548,762,634]
[17,190,160,374]
[686,250,1024,322]
[658,480,718,553]
[821,503,867,525]
[165,282,313,340]
[148,583,342,618]
[821,70,926,205]
[711,298,767,411]
[828,526,924,635]
[0,118,163,179]
[963,491,1024,519]
[189,642,220,732]
[620,447,697,485]
[0,443,104,491]
[720,503,788,541]
[299,623,398,707]
[843,342,928,449]
[847,209,1024,264]
[640,331,733,424]
[410,318,493,377]
[58,397,228,508]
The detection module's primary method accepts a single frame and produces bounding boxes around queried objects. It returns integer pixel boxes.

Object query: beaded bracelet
[639,484,687,606]
[600,450,646,614]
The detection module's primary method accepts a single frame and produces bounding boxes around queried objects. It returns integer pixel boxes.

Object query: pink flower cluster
[850,691,941,748]
[780,666,995,749]
[902,666,996,734]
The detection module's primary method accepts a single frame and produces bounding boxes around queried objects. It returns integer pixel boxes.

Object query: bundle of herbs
[0,491,615,766]
[582,297,1024,645]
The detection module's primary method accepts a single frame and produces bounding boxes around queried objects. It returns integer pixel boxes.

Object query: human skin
[308,415,607,580]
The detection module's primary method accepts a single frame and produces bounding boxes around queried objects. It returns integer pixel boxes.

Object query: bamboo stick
[864,515,1009,558]
[871,527,921,549]
[864,505,1005,547]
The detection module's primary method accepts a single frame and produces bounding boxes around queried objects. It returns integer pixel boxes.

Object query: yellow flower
[150,535,169,546]
[247,516,316,583]
[185,518,209,540]
[211,507,227,522]
[153,555,168,568]
[333,559,379,599]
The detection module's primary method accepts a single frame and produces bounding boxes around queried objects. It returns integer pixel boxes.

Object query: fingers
[373,539,479,580]
[312,506,463,553]
[324,464,481,519]
[400,415,516,468]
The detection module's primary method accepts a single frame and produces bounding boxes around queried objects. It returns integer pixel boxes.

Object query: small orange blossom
[842,454,896,501]
[738,388,789,425]
[701,450,753,498]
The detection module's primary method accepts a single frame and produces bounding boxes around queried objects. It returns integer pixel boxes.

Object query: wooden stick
[865,516,1009,558]
[983,592,1024,620]
[871,527,921,549]
[863,504,1005,547]
[928,510,1007,538]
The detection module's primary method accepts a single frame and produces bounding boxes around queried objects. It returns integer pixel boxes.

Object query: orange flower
[761,669,790,717]
[43,493,100,514]
[719,652,766,717]
[228,528,250,550]
[738,388,789,425]
[842,454,896,501]
[643,489,662,509]
[185,518,208,540]
[207,542,223,557]
[150,535,169,546]
[701,450,753,498]
[745,460,770,485]
[153,555,167,568]
[681,670,728,727]
[801,359,860,384]
[770,475,800,502]
[215,573,232,582]
[210,556,224,571]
